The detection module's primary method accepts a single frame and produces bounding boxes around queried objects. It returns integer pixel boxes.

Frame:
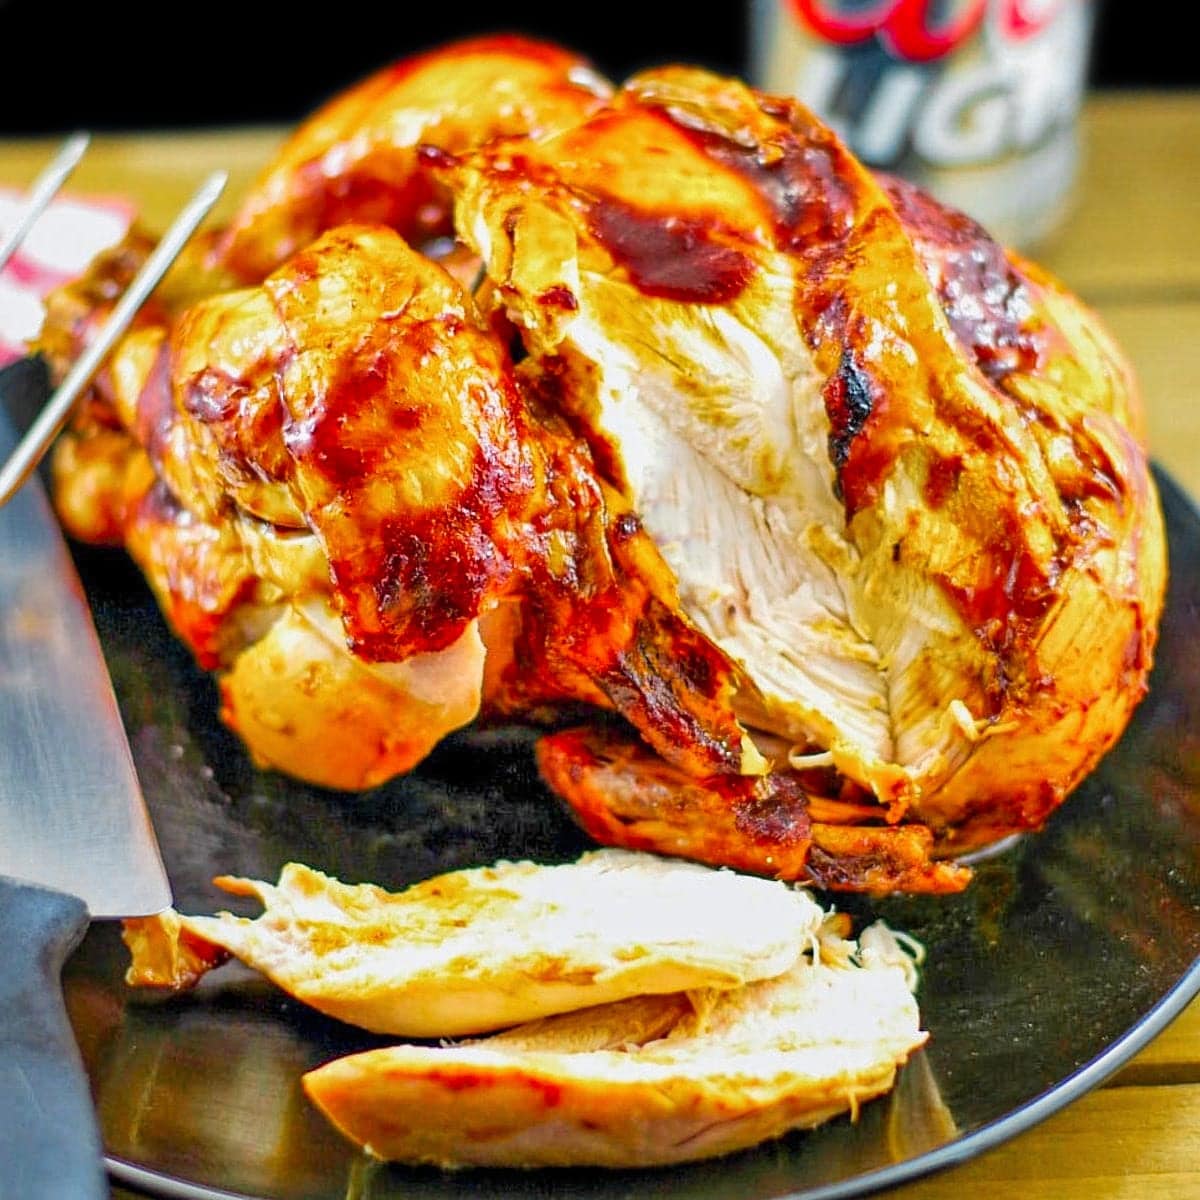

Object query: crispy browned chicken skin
[213,34,612,282]
[41,37,1165,893]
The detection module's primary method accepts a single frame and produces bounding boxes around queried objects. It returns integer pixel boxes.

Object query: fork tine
[0,132,90,274]
[0,168,228,508]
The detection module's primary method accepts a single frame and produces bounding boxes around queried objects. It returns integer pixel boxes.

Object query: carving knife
[0,355,171,1199]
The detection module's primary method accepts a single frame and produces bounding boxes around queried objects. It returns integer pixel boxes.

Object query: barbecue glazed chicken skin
[49,226,519,787]
[45,219,758,794]
[214,34,612,282]
[42,40,1164,892]
[439,63,1165,853]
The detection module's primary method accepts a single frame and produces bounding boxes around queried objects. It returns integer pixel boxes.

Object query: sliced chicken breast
[123,849,827,1037]
[303,919,925,1167]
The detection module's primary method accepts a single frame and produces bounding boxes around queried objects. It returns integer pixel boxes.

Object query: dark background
[0,1,1192,133]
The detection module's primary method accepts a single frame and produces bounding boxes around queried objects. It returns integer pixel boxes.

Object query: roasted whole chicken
[40,35,1167,895]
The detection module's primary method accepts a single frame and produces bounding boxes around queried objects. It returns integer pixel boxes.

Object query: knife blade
[0,355,171,1199]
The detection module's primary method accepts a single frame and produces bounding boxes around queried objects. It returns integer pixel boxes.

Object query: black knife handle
[0,875,105,1200]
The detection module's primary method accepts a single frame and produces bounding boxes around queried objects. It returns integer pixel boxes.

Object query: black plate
[4,354,1195,1199]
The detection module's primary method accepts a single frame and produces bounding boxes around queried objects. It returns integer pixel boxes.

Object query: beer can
[750,0,1097,249]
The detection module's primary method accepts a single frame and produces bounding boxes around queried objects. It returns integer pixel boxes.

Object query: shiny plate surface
[58,466,1200,1200]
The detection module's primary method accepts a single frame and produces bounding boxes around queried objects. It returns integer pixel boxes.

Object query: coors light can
[751,0,1096,249]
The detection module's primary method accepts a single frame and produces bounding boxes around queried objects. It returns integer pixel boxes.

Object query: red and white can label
[751,0,1095,246]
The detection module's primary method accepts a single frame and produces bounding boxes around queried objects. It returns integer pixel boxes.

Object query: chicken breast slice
[302,919,926,1168]
[123,850,827,1037]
